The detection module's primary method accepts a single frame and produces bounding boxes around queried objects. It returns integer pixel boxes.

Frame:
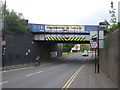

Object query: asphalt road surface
[2,52,91,88]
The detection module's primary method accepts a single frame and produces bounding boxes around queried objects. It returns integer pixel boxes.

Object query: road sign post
[95,49,97,73]
[90,41,98,73]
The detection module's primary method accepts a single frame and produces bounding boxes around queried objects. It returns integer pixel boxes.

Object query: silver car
[82,50,88,56]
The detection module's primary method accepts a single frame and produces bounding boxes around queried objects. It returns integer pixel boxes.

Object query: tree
[109,1,116,24]
[80,44,90,52]
[0,2,2,20]
[1,4,30,34]
[104,1,119,32]
[62,43,75,54]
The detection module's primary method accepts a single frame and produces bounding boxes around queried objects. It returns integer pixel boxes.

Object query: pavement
[69,59,118,88]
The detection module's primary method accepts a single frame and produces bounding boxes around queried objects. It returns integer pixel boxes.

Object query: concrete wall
[0,31,2,69]
[4,31,61,66]
[99,29,119,86]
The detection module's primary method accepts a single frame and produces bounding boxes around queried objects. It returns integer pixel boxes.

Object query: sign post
[90,29,104,73]
[90,41,98,73]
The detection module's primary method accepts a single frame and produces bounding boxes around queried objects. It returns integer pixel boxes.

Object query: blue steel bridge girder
[29,24,99,43]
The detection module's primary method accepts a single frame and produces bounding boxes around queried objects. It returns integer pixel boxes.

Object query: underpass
[28,23,99,62]
[3,24,99,67]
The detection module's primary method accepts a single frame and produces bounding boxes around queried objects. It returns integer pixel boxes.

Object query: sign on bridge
[45,25,84,31]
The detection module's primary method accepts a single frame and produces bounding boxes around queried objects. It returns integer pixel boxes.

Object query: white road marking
[26,64,66,77]
[0,81,8,85]
[26,71,43,77]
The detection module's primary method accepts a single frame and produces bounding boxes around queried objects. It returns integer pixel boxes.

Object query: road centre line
[66,65,85,88]
[62,68,80,89]
[0,81,8,85]
[26,71,43,77]
[62,65,85,89]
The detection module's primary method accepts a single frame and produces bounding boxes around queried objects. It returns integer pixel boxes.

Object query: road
[2,52,91,88]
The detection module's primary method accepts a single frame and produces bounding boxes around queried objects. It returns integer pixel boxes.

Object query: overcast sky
[3,0,120,25]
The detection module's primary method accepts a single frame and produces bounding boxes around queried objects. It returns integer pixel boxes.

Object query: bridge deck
[32,32,90,35]
[34,40,90,44]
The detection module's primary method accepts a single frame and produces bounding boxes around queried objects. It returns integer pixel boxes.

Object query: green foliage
[118,22,120,28]
[62,52,76,56]
[62,52,69,56]
[2,4,31,35]
[62,43,75,51]
[104,1,119,33]
[80,44,90,52]
[105,22,119,32]
[104,19,110,26]
[0,5,2,19]
[62,44,90,52]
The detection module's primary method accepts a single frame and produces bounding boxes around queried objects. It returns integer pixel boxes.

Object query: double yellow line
[62,65,85,89]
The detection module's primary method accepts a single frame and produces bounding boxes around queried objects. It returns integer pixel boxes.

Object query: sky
[2,0,120,25]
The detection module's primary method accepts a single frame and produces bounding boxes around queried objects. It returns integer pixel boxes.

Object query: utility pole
[97,25,99,73]
[2,0,6,69]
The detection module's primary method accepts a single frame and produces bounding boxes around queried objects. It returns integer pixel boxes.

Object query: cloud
[5,0,120,24]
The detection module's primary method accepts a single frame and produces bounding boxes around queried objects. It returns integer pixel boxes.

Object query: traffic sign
[90,41,98,49]
[1,40,6,46]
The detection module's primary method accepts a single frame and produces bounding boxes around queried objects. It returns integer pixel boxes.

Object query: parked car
[82,50,88,56]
